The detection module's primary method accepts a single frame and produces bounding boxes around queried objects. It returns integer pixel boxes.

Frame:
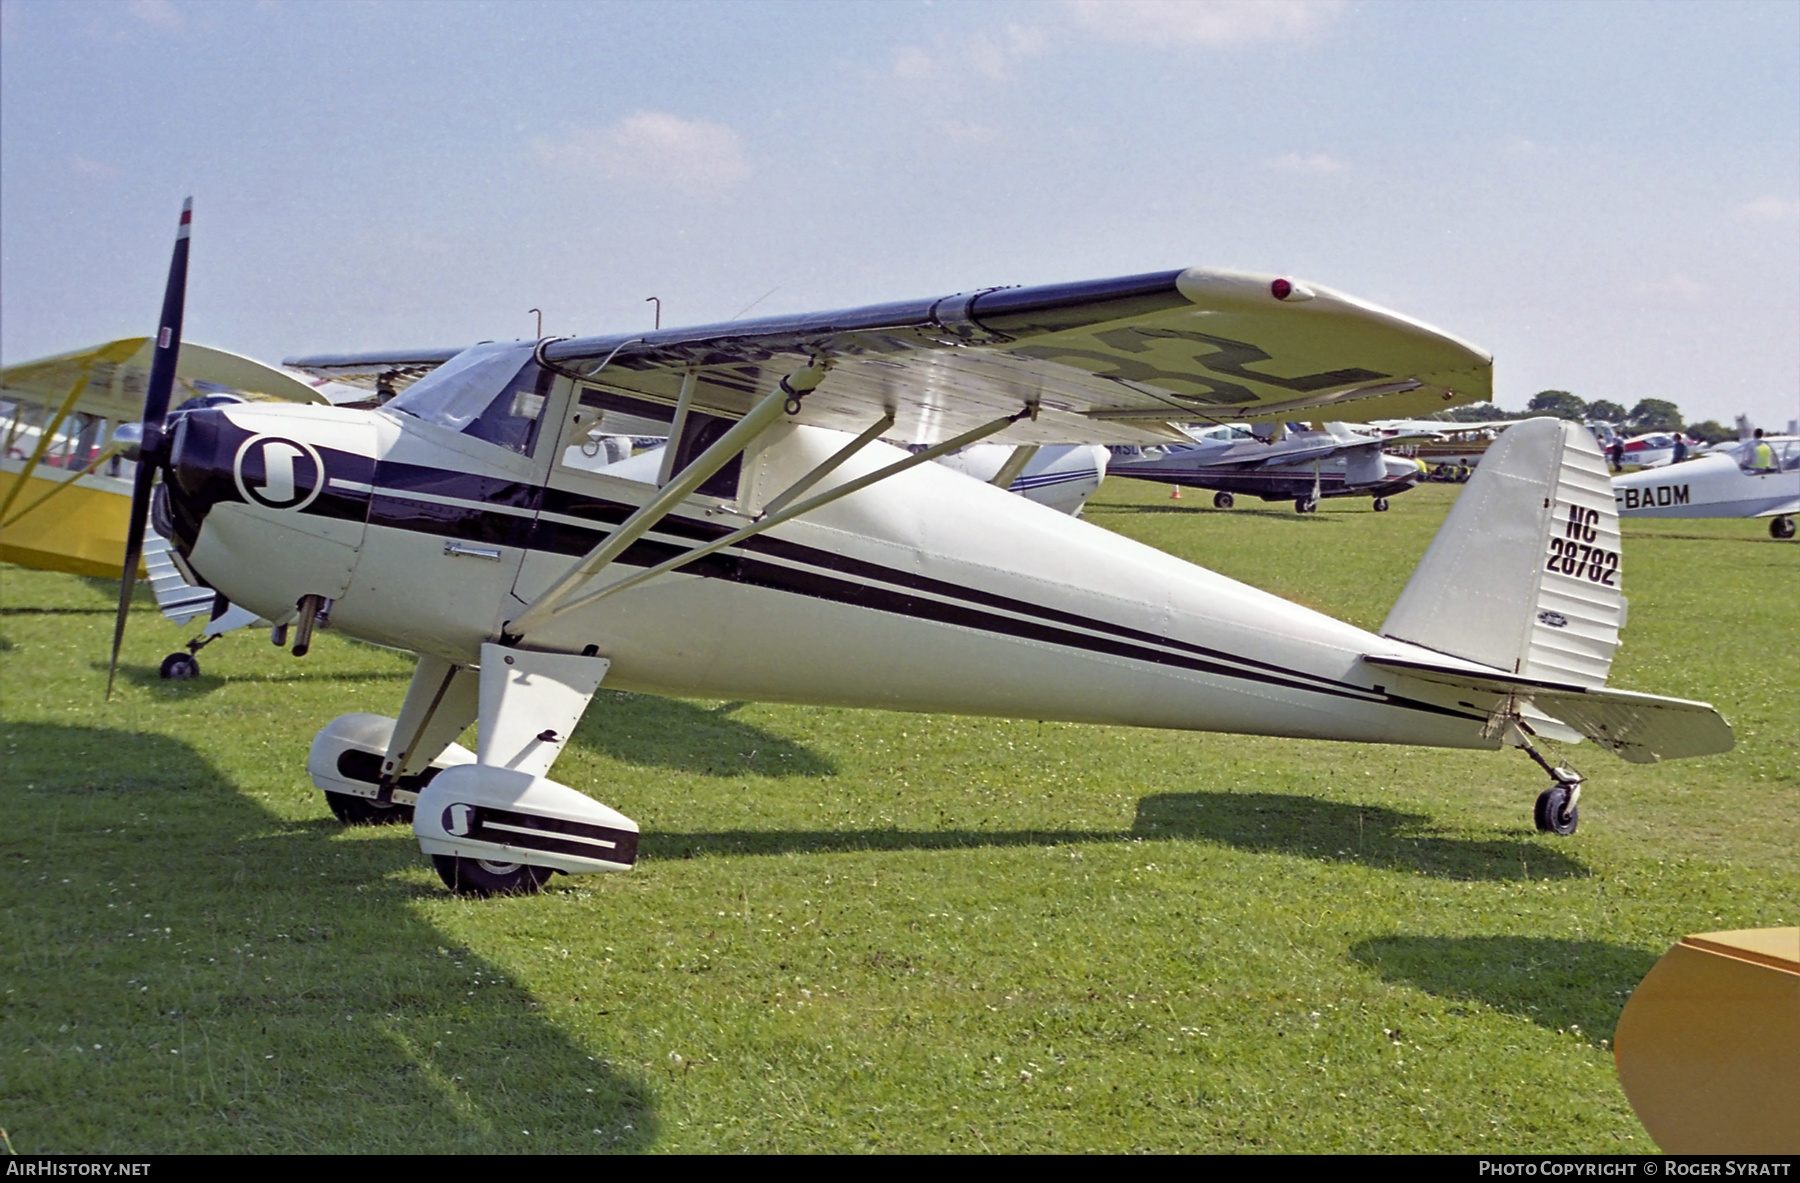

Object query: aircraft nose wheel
[1372,497,1390,512]
[1213,491,1234,509]
[1533,784,1579,836]
[1295,496,1319,514]
[1772,516,1796,540]
[431,854,553,897]
[159,652,200,680]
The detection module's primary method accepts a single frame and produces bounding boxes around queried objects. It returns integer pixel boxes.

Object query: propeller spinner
[106,198,193,699]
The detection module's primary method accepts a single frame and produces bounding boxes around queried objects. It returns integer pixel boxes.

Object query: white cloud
[1630,273,1709,302]
[892,45,934,79]
[126,0,183,29]
[69,154,121,181]
[1501,135,1540,156]
[1737,195,1800,222]
[936,120,1001,145]
[1068,0,1343,48]
[1267,152,1345,175]
[891,23,1047,83]
[534,112,750,199]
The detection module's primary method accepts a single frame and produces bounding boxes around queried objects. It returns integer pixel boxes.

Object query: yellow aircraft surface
[2,337,325,577]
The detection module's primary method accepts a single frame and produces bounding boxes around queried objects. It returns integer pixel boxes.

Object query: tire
[1533,786,1579,836]
[159,652,199,680]
[432,854,553,898]
[1295,497,1318,514]
[1772,516,1796,540]
[1213,491,1234,509]
[324,790,415,827]
[1372,497,1390,512]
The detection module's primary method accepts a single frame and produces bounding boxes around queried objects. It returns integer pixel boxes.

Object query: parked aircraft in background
[1,339,312,673]
[1108,421,1428,512]
[931,443,1110,516]
[1618,431,1697,469]
[1615,434,1799,539]
[104,201,1733,898]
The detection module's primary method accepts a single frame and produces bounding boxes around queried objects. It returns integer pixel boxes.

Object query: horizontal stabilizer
[1364,654,1733,764]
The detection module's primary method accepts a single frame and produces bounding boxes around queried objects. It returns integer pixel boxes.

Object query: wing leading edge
[286,268,1492,446]
[2,338,327,423]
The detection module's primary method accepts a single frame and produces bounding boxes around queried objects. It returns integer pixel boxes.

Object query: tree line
[1438,392,1735,443]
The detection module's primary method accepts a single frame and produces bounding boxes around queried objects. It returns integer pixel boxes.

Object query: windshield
[388,341,549,455]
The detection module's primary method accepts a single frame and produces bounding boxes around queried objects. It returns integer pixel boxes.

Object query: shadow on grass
[640,791,1586,881]
[0,721,658,1154]
[1348,935,1658,1044]
[0,606,159,616]
[1134,792,1587,881]
[570,690,836,778]
[88,661,411,691]
[1087,502,1338,521]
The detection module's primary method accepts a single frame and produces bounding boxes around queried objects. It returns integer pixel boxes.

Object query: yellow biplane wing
[1,337,326,423]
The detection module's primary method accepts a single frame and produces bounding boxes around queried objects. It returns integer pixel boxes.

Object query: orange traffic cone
[1169,486,1181,499]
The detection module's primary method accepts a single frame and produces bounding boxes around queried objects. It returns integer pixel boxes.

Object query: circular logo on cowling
[442,803,477,837]
[232,435,324,511]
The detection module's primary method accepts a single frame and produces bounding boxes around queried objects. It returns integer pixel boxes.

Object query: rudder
[1381,417,1623,687]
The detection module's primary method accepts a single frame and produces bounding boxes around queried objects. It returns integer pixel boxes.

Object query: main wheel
[432,854,552,897]
[1212,491,1234,509]
[1772,516,1796,540]
[1372,497,1390,512]
[324,790,414,826]
[1295,496,1318,514]
[159,652,200,680]
[1533,786,1579,836]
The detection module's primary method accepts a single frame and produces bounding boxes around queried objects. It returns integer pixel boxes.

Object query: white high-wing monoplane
[1106,421,1428,512]
[931,443,1110,516]
[107,203,1733,896]
[1614,435,1800,539]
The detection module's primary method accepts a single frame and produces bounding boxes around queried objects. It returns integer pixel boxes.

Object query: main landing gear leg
[1516,734,1583,836]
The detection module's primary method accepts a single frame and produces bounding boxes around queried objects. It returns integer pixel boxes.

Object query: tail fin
[1381,417,1622,687]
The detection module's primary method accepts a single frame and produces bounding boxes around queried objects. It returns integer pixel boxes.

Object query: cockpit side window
[461,362,552,455]
[387,341,550,456]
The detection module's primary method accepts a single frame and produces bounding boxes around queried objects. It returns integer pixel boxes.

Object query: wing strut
[989,444,1040,489]
[505,360,830,640]
[0,372,92,526]
[756,411,896,519]
[2,439,122,529]
[539,406,1032,622]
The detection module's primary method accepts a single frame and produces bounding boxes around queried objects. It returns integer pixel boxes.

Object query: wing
[1,339,326,423]
[286,268,1492,446]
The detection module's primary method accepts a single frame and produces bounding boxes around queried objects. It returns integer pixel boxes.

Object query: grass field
[2,480,1795,1153]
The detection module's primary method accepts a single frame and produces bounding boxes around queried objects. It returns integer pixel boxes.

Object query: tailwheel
[325,790,414,826]
[432,854,553,897]
[1772,516,1796,540]
[1213,491,1234,509]
[1372,497,1390,512]
[1533,784,1579,836]
[159,652,200,680]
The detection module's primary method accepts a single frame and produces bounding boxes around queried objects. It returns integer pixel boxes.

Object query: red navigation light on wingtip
[1271,278,1293,300]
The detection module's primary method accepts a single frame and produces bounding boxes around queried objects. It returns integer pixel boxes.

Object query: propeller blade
[107,198,192,699]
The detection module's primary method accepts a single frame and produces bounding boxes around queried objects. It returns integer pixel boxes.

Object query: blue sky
[3,0,1796,426]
